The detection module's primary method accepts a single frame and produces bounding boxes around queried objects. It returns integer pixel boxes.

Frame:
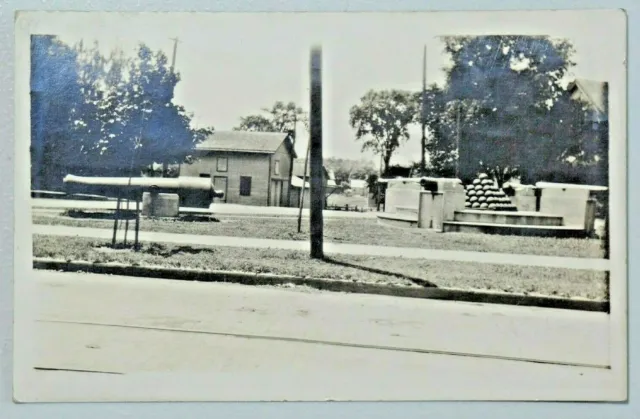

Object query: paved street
[14,270,617,402]
[32,223,610,271]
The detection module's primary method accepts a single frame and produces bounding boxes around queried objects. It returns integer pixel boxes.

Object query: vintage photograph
[13,10,627,402]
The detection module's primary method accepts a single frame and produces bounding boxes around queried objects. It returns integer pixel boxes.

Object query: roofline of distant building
[567,78,608,116]
[194,147,277,154]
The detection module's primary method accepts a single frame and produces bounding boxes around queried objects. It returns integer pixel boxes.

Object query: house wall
[290,187,325,209]
[290,188,308,209]
[180,151,271,206]
[288,172,329,208]
[271,142,293,206]
[351,186,367,196]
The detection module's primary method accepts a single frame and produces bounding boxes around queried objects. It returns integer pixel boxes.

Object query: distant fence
[325,204,369,213]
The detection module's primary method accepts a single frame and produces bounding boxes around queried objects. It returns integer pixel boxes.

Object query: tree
[234,101,307,135]
[30,36,211,190]
[350,160,378,180]
[324,157,377,185]
[440,35,590,183]
[349,90,418,176]
[234,115,277,132]
[414,85,474,178]
[30,35,85,190]
[73,43,212,175]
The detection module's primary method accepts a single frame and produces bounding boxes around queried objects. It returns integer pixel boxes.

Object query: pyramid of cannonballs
[464,173,517,211]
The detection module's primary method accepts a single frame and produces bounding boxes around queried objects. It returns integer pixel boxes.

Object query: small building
[566,78,609,186]
[348,179,368,196]
[180,130,296,207]
[567,79,608,124]
[289,159,333,208]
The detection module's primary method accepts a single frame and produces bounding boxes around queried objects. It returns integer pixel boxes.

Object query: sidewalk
[32,224,610,271]
[31,198,376,219]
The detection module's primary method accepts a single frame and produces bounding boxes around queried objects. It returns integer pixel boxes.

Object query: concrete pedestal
[539,187,590,228]
[441,184,466,225]
[514,186,537,212]
[142,192,180,217]
[384,180,421,213]
[418,192,444,230]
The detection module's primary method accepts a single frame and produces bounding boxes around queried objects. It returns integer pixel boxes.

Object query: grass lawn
[32,210,605,259]
[33,234,607,300]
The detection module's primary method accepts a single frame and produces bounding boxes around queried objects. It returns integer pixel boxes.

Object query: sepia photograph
[13,9,627,402]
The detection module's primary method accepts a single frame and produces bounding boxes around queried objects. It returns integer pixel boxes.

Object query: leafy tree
[234,101,307,135]
[30,36,211,190]
[324,157,377,184]
[440,35,592,183]
[349,90,418,176]
[234,115,277,132]
[30,35,85,190]
[414,85,479,178]
[73,43,212,175]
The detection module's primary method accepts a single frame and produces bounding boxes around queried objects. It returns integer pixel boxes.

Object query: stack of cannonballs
[464,173,517,211]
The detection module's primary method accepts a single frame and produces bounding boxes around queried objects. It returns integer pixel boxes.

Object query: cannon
[63,174,224,209]
[63,174,225,249]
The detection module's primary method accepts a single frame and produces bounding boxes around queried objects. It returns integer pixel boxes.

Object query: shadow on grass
[177,214,220,223]
[64,209,219,223]
[108,242,213,258]
[65,209,136,220]
[322,256,437,288]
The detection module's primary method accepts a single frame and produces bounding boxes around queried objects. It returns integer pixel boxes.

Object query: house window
[274,160,280,176]
[217,157,228,172]
[239,176,252,196]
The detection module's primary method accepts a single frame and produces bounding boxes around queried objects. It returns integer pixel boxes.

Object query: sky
[36,10,625,167]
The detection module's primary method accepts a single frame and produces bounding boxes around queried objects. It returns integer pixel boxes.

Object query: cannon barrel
[63,175,224,207]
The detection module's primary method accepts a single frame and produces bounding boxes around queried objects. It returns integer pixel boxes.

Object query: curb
[33,258,609,313]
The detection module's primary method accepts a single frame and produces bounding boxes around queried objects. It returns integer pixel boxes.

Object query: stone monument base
[142,192,180,217]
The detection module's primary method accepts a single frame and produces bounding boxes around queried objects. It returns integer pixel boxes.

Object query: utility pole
[309,46,324,259]
[161,37,181,178]
[287,113,297,208]
[297,138,311,233]
[169,37,180,73]
[456,101,461,179]
[420,45,427,177]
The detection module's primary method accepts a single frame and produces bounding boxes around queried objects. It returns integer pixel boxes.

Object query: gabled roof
[196,130,296,157]
[567,79,608,120]
[291,176,310,189]
[292,159,329,179]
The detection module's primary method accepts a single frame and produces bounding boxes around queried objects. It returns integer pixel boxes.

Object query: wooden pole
[164,37,180,176]
[420,45,427,177]
[309,46,324,259]
[112,193,122,247]
[169,37,180,73]
[134,192,141,251]
[287,114,297,207]
[123,195,130,246]
[297,139,311,233]
[456,101,461,178]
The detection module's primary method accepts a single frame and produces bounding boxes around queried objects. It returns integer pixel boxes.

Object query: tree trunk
[382,151,392,177]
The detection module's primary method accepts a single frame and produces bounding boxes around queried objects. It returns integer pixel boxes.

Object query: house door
[270,180,283,207]
[213,176,228,203]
